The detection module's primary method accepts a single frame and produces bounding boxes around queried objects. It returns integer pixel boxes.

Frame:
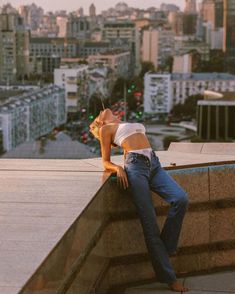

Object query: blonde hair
[89,120,100,140]
[91,125,100,139]
[89,119,118,148]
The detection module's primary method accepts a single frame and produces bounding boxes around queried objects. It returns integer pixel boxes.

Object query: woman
[90,108,189,292]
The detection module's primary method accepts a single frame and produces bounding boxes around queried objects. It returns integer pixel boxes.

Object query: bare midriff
[121,133,151,152]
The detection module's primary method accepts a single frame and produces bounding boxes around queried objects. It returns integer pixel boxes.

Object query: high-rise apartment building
[0,85,66,151]
[56,16,68,38]
[200,0,224,49]
[27,3,44,32]
[89,4,96,17]
[223,0,235,72]
[78,7,84,17]
[168,11,184,35]
[18,5,29,27]
[201,0,223,29]
[102,21,140,75]
[142,28,175,70]
[215,0,224,28]
[185,0,197,13]
[144,73,172,118]
[18,3,44,32]
[183,13,198,35]
[0,12,30,83]
[30,37,79,74]
[66,16,92,40]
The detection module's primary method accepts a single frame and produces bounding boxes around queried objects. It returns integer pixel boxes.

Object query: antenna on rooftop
[100,96,105,110]
[101,99,105,110]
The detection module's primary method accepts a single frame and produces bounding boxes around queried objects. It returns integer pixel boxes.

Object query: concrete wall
[20,161,235,293]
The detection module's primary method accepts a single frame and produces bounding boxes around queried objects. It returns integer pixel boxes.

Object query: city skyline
[2,0,185,13]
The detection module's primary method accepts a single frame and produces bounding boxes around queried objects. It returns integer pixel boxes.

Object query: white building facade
[144,73,172,117]
[0,85,66,151]
[54,65,89,113]
[144,72,235,115]
[171,73,235,105]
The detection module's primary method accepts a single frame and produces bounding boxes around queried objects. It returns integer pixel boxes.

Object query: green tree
[139,61,155,79]
[110,76,144,112]
[110,77,126,105]
[171,94,203,120]
[89,93,104,117]
[194,50,225,73]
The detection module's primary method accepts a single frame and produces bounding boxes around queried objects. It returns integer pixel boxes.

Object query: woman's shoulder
[100,123,118,133]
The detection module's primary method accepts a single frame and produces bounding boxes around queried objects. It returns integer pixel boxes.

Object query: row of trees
[170,94,203,121]
[88,61,155,118]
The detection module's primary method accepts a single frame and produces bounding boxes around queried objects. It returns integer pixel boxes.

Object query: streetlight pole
[124,80,127,121]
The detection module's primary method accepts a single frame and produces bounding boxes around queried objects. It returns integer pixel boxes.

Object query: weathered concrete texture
[101,220,146,257]
[95,163,235,292]
[0,159,106,293]
[209,164,235,200]
[209,249,235,269]
[0,145,235,294]
[209,207,235,243]
[169,167,209,203]
[19,181,109,294]
[106,261,156,288]
[179,211,210,247]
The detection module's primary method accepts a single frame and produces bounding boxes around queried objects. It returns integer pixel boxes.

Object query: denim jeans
[124,151,189,284]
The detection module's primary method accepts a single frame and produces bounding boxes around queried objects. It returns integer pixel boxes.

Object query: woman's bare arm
[100,126,128,189]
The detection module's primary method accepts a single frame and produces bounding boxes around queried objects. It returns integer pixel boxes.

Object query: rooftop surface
[0,143,234,293]
[125,269,235,293]
[171,72,235,80]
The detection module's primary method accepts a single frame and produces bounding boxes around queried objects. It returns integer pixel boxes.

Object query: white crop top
[113,123,146,146]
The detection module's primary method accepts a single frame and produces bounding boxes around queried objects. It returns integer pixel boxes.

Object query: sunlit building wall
[142,28,174,70]
[54,65,89,114]
[0,85,66,151]
[223,0,235,72]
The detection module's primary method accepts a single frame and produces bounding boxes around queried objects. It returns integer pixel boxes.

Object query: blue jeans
[124,151,188,284]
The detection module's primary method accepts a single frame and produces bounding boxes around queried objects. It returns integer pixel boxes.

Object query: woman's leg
[125,155,177,284]
[150,154,189,255]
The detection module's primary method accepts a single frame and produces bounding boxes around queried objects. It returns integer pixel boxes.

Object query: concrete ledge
[169,142,235,155]
[1,146,235,294]
[66,162,235,293]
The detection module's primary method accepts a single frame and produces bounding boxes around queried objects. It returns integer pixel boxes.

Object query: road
[146,124,196,151]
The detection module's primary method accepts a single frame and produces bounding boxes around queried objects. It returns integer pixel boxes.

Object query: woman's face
[89,109,116,139]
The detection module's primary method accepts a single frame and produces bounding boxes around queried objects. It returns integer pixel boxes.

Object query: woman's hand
[116,166,129,190]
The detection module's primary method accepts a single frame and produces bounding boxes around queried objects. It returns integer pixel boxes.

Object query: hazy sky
[2,1,185,13]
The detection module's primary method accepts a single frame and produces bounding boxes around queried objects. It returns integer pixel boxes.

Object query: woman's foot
[169,280,189,292]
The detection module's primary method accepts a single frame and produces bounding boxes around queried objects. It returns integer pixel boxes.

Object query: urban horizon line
[1,0,185,14]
